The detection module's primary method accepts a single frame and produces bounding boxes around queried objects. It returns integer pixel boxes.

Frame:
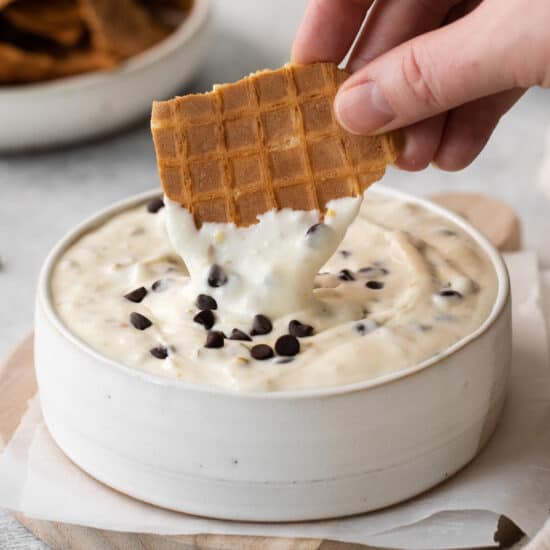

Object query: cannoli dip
[51,192,497,392]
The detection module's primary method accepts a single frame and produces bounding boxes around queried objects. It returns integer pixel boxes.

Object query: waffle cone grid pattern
[151,63,399,227]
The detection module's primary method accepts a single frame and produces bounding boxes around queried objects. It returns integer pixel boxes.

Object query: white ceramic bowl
[34,187,511,522]
[0,0,210,153]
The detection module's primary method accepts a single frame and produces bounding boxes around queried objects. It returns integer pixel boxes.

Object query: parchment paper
[1,251,548,549]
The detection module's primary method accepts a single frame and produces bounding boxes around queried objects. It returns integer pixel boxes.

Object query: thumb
[334,2,520,135]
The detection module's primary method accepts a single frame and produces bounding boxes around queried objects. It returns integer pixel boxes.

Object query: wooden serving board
[0,192,524,550]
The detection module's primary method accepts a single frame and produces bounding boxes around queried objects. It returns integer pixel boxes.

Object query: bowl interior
[38,185,510,399]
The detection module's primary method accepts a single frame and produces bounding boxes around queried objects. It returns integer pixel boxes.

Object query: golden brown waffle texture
[151,62,402,227]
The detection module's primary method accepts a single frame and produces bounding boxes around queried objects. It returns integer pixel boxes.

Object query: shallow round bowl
[34,186,512,521]
[0,0,210,152]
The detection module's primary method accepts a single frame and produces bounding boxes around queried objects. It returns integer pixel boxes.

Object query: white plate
[0,0,211,152]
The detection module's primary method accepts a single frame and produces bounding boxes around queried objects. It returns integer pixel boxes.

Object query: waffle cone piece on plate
[151,62,402,227]
[78,0,171,60]
[3,0,84,47]
[0,43,53,83]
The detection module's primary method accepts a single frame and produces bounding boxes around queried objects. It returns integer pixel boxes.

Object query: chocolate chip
[275,335,300,357]
[276,357,294,364]
[229,328,252,341]
[193,310,215,330]
[152,279,172,292]
[339,250,351,258]
[338,269,355,281]
[250,314,272,336]
[438,228,457,237]
[305,223,335,249]
[147,197,164,213]
[288,320,314,338]
[207,264,228,287]
[250,344,274,360]
[412,323,432,332]
[355,319,379,335]
[150,346,168,359]
[438,289,463,299]
[196,294,217,310]
[366,281,384,290]
[306,223,324,235]
[359,266,389,277]
[205,330,225,348]
[124,287,147,303]
[130,312,152,330]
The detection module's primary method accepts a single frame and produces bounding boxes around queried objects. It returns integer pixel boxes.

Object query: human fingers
[433,88,525,171]
[346,0,462,73]
[291,0,374,64]
[394,115,447,171]
[334,2,522,135]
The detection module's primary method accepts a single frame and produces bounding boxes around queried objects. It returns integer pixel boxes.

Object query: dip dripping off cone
[151,62,403,228]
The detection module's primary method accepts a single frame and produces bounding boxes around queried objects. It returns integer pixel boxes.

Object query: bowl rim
[0,0,210,97]
[37,185,511,400]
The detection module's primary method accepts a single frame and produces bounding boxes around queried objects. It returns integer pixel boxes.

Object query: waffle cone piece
[79,0,171,60]
[3,0,84,47]
[151,62,403,227]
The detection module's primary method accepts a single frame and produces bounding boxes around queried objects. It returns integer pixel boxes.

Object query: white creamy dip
[51,193,497,392]
[164,196,361,321]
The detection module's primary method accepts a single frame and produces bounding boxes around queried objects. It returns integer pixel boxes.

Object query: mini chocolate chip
[438,228,457,237]
[338,269,355,281]
[124,286,147,303]
[276,357,294,364]
[152,279,172,292]
[250,344,274,360]
[147,197,164,213]
[438,289,463,299]
[339,250,351,258]
[150,346,168,359]
[193,310,215,330]
[196,294,217,310]
[205,330,225,348]
[250,314,272,336]
[305,223,335,249]
[306,223,324,235]
[411,322,432,333]
[359,266,389,277]
[288,319,314,338]
[275,335,300,357]
[130,312,152,330]
[355,319,379,335]
[207,264,228,287]
[366,280,384,290]
[229,328,252,341]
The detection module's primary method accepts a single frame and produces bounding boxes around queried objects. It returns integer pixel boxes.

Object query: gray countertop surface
[1,0,550,547]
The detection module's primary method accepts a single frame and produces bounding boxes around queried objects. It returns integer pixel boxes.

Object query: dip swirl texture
[51,193,497,392]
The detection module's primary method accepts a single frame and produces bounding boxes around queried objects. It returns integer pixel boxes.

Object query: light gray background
[1,0,550,547]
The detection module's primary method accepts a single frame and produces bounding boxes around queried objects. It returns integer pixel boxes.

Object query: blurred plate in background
[0,0,211,153]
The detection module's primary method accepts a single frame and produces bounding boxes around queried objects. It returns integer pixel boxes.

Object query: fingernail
[335,81,395,135]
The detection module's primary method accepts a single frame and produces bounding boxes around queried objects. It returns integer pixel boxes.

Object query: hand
[292,0,550,171]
